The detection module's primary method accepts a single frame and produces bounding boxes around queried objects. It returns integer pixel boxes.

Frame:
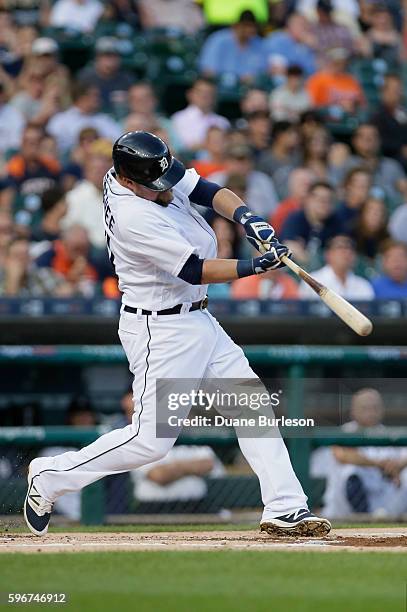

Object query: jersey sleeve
[174,167,200,197]
[119,208,197,277]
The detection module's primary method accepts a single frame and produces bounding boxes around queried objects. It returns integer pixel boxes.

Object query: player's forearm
[201,259,240,284]
[212,188,247,221]
[333,446,382,467]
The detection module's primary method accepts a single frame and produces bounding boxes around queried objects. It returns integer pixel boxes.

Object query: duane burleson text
[167,415,315,428]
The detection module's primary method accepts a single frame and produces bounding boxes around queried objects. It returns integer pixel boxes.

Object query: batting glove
[253,242,291,273]
[233,206,275,254]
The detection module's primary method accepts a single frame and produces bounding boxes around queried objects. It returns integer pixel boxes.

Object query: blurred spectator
[0,236,69,296]
[35,225,99,297]
[0,211,14,267]
[49,0,103,33]
[336,167,372,234]
[366,4,402,64]
[298,0,360,29]
[171,78,229,151]
[232,269,299,299]
[337,123,407,203]
[208,144,279,217]
[280,180,340,265]
[31,187,68,242]
[244,110,271,159]
[257,121,301,199]
[132,445,224,503]
[269,65,312,122]
[0,18,37,81]
[389,202,407,245]
[47,82,121,153]
[78,37,134,115]
[306,47,365,112]
[298,108,325,140]
[127,82,176,148]
[0,81,25,160]
[138,0,204,34]
[62,139,112,249]
[240,88,269,115]
[308,0,358,61]
[302,125,343,182]
[263,13,317,77]
[199,10,266,82]
[353,195,389,259]
[323,388,407,519]
[270,168,315,233]
[372,241,407,299]
[26,38,71,109]
[10,64,61,126]
[192,127,228,179]
[62,127,99,190]
[101,0,140,28]
[299,235,374,299]
[371,74,407,171]
[6,123,61,207]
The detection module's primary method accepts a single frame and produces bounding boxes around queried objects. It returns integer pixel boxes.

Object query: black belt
[124,297,208,316]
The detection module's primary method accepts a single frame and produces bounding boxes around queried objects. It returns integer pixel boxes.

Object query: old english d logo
[159,157,169,171]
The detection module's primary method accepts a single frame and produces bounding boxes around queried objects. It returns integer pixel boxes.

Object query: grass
[0,550,405,612]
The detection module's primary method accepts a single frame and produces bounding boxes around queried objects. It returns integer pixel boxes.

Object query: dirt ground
[0,528,406,553]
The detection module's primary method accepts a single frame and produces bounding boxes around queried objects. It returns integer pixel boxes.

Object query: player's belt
[123,297,208,316]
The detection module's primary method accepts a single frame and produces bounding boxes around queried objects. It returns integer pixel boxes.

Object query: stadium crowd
[0,0,406,301]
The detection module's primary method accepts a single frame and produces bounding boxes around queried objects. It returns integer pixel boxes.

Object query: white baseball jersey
[102,167,217,311]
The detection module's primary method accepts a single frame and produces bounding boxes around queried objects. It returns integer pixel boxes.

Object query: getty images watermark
[155,379,315,438]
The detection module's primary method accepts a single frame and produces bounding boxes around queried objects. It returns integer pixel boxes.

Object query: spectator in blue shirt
[280,180,341,266]
[199,10,266,83]
[263,13,317,77]
[372,241,407,298]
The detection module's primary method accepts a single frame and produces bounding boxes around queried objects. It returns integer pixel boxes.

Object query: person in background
[244,110,271,161]
[171,77,229,152]
[138,0,204,34]
[31,187,68,243]
[371,74,407,171]
[263,13,317,77]
[389,199,407,245]
[199,10,266,83]
[366,4,402,64]
[336,167,372,235]
[302,125,336,181]
[306,47,365,112]
[308,0,358,61]
[47,82,121,154]
[62,139,112,249]
[0,212,14,269]
[49,0,104,33]
[240,88,269,116]
[280,180,340,266]
[77,37,134,116]
[299,234,374,300]
[10,64,61,125]
[40,396,97,521]
[322,388,407,519]
[372,241,407,299]
[0,81,25,162]
[336,123,407,204]
[208,143,279,218]
[192,126,228,179]
[28,38,71,108]
[0,236,70,296]
[5,123,61,223]
[35,224,99,297]
[270,168,315,233]
[269,65,312,122]
[62,127,100,190]
[126,82,174,142]
[257,120,301,199]
[353,195,389,260]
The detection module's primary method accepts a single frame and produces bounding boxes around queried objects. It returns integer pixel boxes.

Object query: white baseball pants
[33,309,307,520]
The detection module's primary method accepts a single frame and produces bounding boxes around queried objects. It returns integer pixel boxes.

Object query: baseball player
[24,131,331,538]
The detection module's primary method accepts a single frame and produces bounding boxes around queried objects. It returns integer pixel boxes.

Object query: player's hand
[240,213,276,254]
[253,241,291,273]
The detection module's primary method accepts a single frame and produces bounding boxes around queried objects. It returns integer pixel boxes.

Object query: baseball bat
[281,255,373,336]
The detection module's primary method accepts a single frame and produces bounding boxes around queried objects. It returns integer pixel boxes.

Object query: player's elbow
[178,254,204,285]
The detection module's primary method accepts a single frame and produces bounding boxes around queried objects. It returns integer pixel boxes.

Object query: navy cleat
[24,464,53,536]
[260,508,331,538]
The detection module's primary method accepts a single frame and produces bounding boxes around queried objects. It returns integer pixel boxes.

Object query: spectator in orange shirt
[232,270,299,300]
[270,168,315,233]
[306,47,365,113]
[192,126,228,179]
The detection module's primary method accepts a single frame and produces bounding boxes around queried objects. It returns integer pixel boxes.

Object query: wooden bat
[280,255,373,337]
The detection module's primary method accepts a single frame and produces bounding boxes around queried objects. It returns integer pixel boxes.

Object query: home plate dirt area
[0,528,406,553]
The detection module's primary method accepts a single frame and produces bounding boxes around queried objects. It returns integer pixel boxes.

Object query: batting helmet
[112,131,185,192]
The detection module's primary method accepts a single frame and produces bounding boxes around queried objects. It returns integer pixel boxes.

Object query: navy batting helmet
[112,131,185,192]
